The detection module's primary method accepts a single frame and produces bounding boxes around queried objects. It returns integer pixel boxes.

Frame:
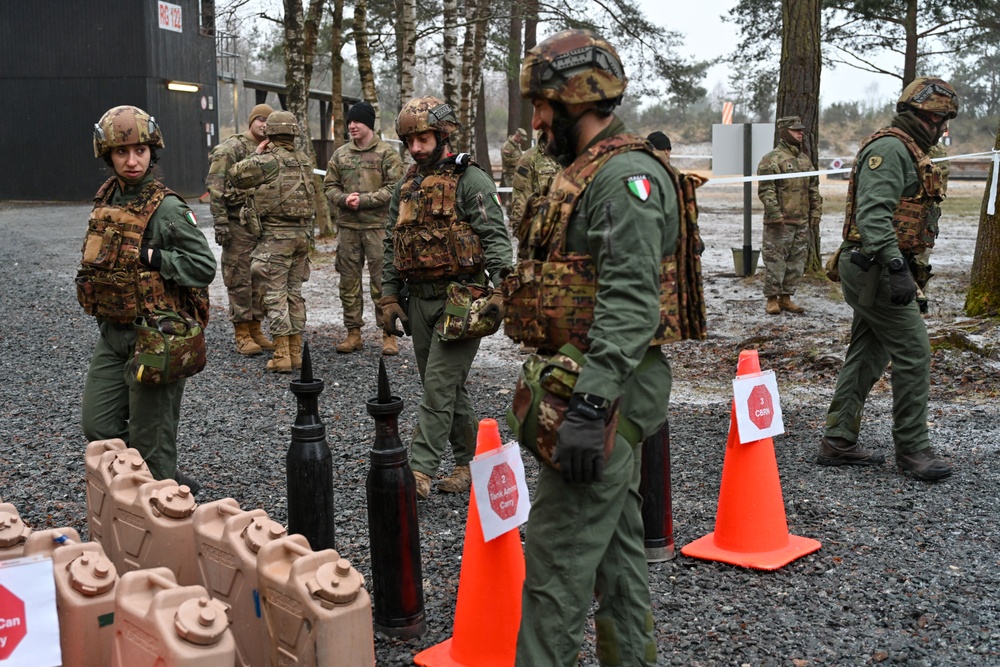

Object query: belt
[407,275,479,299]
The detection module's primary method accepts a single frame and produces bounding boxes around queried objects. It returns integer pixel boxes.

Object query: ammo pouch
[239,196,263,239]
[892,197,938,253]
[434,282,502,342]
[132,309,207,385]
[507,344,619,469]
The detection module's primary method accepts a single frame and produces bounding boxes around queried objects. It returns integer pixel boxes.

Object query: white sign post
[732,370,786,444]
[470,441,531,542]
[0,556,61,666]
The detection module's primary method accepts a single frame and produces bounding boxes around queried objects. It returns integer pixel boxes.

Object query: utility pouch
[239,196,263,239]
[506,344,618,469]
[132,309,207,385]
[434,282,502,342]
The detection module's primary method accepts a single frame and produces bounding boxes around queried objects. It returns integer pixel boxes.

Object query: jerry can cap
[110,451,147,475]
[309,558,363,606]
[152,485,197,519]
[175,596,231,645]
[242,517,287,555]
[69,553,117,596]
[0,510,30,548]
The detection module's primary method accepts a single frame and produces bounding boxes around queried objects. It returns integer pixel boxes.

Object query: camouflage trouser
[335,226,385,329]
[221,217,264,323]
[761,222,809,297]
[250,228,310,337]
[81,322,185,481]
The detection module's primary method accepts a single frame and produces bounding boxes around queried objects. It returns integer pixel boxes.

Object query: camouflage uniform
[207,130,266,324]
[81,106,216,482]
[756,117,822,305]
[323,137,404,331]
[500,128,528,187]
[509,144,560,225]
[229,118,316,364]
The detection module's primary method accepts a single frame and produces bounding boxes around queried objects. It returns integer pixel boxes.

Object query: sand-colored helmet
[93,105,164,158]
[395,96,459,139]
[265,110,299,137]
[520,29,628,105]
[896,77,959,120]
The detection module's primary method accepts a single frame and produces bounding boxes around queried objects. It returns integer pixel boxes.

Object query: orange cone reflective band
[681,350,821,570]
[414,419,525,666]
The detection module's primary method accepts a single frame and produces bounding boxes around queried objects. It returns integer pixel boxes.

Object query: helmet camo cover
[897,77,959,120]
[520,29,627,106]
[265,110,300,137]
[93,105,164,158]
[395,96,459,139]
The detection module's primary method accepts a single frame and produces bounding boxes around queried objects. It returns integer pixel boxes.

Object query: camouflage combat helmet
[265,110,299,137]
[520,29,628,106]
[395,96,459,139]
[93,105,164,158]
[896,77,959,120]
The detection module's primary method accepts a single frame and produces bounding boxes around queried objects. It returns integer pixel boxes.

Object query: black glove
[888,261,916,306]
[553,396,608,484]
[214,225,231,247]
[379,296,409,337]
[139,245,162,270]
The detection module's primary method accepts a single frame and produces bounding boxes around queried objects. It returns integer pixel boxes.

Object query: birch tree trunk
[331,0,345,150]
[396,0,417,109]
[475,79,493,176]
[520,0,538,136]
[457,0,477,153]
[965,123,1000,316]
[776,0,822,273]
[354,0,381,132]
[442,0,460,111]
[468,0,489,162]
[507,1,523,135]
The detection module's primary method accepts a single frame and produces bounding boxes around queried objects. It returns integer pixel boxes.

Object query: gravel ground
[1,178,998,666]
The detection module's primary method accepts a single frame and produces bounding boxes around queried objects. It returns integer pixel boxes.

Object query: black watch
[888,257,906,272]
[568,393,610,421]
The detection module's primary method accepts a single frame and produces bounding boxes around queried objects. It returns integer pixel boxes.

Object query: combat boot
[266,336,292,373]
[765,297,780,315]
[779,295,805,313]
[234,322,263,356]
[289,334,302,370]
[382,333,399,356]
[816,436,885,466]
[437,465,471,493]
[248,320,275,350]
[896,447,952,481]
[336,328,363,353]
[413,470,431,500]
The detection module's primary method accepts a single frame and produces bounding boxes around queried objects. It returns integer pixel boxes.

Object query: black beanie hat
[647,131,671,151]
[346,101,376,131]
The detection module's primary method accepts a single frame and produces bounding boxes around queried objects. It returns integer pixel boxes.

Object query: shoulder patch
[185,210,198,226]
[491,192,502,208]
[867,156,884,170]
[624,174,652,202]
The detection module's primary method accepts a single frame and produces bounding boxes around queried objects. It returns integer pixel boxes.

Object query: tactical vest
[502,135,706,352]
[76,179,210,326]
[842,127,944,254]
[391,157,485,283]
[254,147,316,225]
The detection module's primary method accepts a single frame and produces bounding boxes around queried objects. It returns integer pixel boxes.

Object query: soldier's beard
[542,104,581,168]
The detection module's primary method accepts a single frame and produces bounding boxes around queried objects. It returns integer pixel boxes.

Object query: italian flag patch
[185,210,198,226]
[491,192,502,208]
[625,174,652,201]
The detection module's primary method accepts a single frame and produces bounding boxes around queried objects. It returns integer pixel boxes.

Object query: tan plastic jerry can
[0,502,32,561]
[193,498,288,667]
[109,472,199,585]
[257,534,375,667]
[111,567,235,667]
[52,541,118,667]
[85,438,149,563]
[23,526,82,557]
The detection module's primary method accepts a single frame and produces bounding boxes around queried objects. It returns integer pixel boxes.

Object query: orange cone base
[681,528,821,571]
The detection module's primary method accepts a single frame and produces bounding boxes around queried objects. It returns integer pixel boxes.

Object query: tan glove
[479,292,505,321]
[379,295,409,337]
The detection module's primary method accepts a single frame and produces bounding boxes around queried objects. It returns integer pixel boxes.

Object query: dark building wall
[0,0,217,201]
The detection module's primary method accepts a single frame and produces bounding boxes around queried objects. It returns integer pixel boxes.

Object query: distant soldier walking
[323,101,405,355]
[229,111,317,373]
[756,116,822,314]
[206,103,275,355]
[500,128,528,187]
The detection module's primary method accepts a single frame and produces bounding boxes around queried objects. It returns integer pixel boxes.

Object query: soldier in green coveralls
[79,106,217,483]
[379,96,512,500]
[508,30,681,666]
[817,77,957,481]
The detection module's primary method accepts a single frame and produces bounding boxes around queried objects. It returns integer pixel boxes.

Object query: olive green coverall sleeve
[457,166,513,286]
[149,196,217,287]
[381,180,405,298]
[853,136,919,266]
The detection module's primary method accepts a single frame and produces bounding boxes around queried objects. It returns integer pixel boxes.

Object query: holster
[850,250,879,307]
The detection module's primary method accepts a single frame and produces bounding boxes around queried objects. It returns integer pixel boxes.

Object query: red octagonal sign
[0,584,27,660]
[487,462,519,520]
[748,384,774,430]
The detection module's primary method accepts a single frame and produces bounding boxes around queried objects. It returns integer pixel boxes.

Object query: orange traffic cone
[681,350,821,570]
[414,419,526,667]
